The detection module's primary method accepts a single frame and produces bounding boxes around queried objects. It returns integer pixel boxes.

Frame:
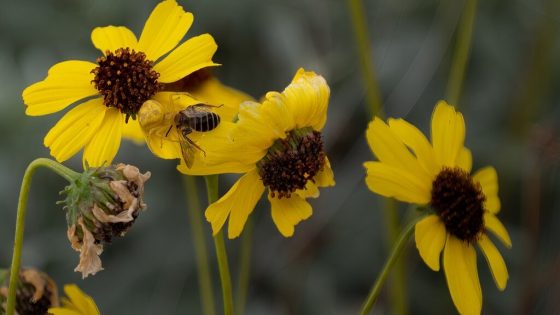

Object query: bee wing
[187,103,223,114]
[178,132,197,169]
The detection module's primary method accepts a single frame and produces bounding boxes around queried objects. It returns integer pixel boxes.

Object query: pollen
[91,48,161,122]
[431,167,485,243]
[257,127,326,199]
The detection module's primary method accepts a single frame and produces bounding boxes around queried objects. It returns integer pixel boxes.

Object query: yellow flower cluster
[17,0,512,314]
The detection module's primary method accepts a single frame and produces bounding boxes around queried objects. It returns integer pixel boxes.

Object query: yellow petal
[91,26,137,54]
[484,212,512,248]
[44,99,106,162]
[61,284,99,315]
[122,119,146,144]
[47,308,82,315]
[296,181,320,199]
[314,157,335,188]
[364,161,431,204]
[443,236,482,315]
[473,166,500,213]
[366,117,431,183]
[178,160,257,176]
[233,101,284,152]
[83,108,122,167]
[415,215,446,271]
[227,170,265,239]
[155,34,219,83]
[23,60,98,116]
[388,118,439,176]
[277,68,330,131]
[269,193,313,237]
[137,0,193,61]
[205,169,264,238]
[478,234,509,290]
[457,147,472,173]
[186,76,254,122]
[430,101,466,168]
[178,121,259,175]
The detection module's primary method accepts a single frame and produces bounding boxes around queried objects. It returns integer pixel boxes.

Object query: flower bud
[0,268,59,315]
[60,163,151,278]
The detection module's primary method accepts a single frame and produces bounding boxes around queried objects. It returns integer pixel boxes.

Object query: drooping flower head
[196,69,335,238]
[48,284,99,315]
[60,164,151,278]
[22,0,219,167]
[0,268,59,314]
[364,101,511,315]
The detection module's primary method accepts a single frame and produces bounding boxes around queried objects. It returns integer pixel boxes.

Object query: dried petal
[74,219,104,279]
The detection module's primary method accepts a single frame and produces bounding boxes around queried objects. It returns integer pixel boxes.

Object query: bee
[138,96,222,169]
[165,103,222,168]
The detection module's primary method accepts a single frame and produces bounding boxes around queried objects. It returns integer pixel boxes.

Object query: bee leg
[165,125,173,137]
[185,136,207,157]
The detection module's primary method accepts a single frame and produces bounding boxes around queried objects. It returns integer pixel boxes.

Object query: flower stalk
[360,213,426,315]
[205,175,234,315]
[236,218,253,315]
[347,0,383,117]
[183,175,216,315]
[446,0,479,107]
[7,158,79,315]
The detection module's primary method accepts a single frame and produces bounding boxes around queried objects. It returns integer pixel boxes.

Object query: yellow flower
[137,69,253,172]
[364,101,511,315]
[196,69,335,238]
[22,0,218,167]
[48,284,99,315]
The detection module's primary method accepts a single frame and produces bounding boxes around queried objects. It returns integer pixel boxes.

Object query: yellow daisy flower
[48,284,99,315]
[22,0,218,167]
[195,68,335,239]
[364,101,512,315]
[137,69,253,173]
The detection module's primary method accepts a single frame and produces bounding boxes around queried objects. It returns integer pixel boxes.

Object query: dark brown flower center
[431,167,485,243]
[91,48,161,122]
[257,127,326,199]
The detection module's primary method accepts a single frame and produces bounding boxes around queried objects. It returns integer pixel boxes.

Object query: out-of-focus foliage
[0,0,558,314]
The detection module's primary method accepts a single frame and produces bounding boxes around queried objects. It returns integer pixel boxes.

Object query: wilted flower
[60,164,151,278]
[0,268,59,315]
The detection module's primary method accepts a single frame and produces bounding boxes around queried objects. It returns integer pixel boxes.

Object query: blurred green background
[1,0,559,314]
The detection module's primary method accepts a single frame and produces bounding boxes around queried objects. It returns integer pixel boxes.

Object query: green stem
[359,213,426,315]
[204,175,234,315]
[347,0,383,117]
[384,199,407,315]
[183,176,216,315]
[236,218,253,315]
[6,158,78,315]
[446,0,479,107]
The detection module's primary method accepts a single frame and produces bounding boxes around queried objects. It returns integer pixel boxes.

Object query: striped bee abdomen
[188,112,220,132]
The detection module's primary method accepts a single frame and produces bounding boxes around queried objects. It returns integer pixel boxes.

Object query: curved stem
[446,0,479,107]
[204,175,234,315]
[6,158,78,315]
[183,175,216,315]
[359,213,426,315]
